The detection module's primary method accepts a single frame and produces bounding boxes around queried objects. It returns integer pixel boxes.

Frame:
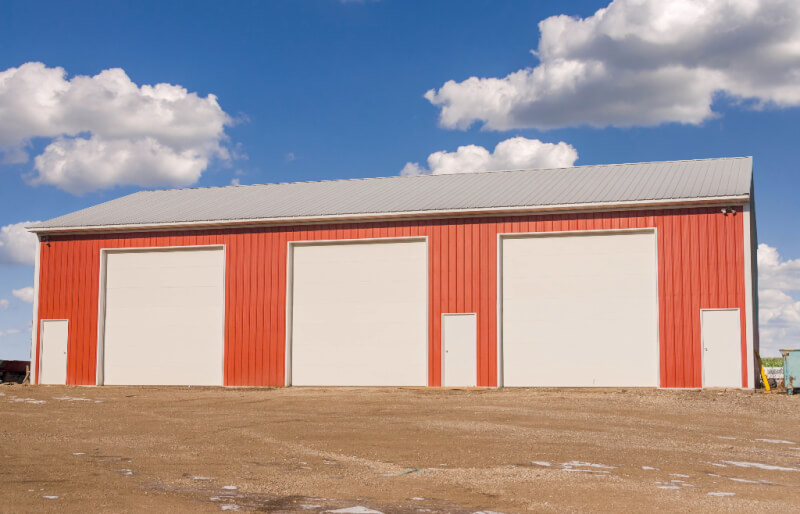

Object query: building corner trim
[742,202,756,389]
[30,238,41,385]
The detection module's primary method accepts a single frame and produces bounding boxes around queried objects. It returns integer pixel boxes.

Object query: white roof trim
[28,194,750,234]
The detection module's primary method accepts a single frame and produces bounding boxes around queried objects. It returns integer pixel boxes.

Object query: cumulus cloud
[0,222,39,266]
[12,287,34,304]
[425,0,800,130]
[0,299,8,310]
[0,62,232,194]
[758,244,800,354]
[400,137,578,176]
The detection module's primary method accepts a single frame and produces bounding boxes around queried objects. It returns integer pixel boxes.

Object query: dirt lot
[1,385,799,513]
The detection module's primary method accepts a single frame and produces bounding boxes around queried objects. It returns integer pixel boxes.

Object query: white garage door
[290,240,428,386]
[501,231,658,387]
[101,247,225,386]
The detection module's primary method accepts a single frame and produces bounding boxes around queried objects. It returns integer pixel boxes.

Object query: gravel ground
[1,385,799,513]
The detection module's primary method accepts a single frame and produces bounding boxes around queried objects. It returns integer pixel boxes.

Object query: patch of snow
[716,436,737,440]
[117,469,133,476]
[708,492,735,497]
[754,438,795,445]
[708,473,721,477]
[10,398,46,404]
[530,461,551,467]
[300,466,312,470]
[656,480,688,490]
[562,469,609,474]
[300,505,322,510]
[221,485,238,490]
[72,452,85,456]
[641,466,658,470]
[43,495,59,500]
[53,396,91,401]
[728,477,766,484]
[562,461,615,469]
[190,476,213,481]
[210,497,221,501]
[721,461,800,472]
[326,508,384,514]
[220,505,241,512]
[669,473,690,478]
[410,497,425,501]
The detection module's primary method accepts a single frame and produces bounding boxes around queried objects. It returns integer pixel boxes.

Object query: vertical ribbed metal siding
[34,206,747,388]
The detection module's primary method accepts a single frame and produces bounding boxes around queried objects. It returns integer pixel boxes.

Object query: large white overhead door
[290,240,428,386]
[101,247,225,386]
[501,231,658,387]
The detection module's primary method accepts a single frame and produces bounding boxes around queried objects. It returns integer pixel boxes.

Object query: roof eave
[27,194,751,235]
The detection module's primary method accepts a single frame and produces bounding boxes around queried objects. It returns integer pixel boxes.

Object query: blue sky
[1,0,799,359]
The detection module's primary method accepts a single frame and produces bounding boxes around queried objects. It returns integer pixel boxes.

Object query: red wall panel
[34,206,749,388]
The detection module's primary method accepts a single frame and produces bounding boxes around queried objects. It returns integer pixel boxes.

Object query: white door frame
[285,236,429,386]
[95,245,227,386]
[441,312,478,387]
[700,308,743,388]
[496,227,661,388]
[39,319,69,385]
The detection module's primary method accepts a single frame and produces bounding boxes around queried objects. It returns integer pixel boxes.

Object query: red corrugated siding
[34,206,748,388]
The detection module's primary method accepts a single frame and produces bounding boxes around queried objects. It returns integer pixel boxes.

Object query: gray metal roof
[30,157,752,232]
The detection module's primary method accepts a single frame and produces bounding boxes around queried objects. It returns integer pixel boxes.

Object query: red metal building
[27,157,759,389]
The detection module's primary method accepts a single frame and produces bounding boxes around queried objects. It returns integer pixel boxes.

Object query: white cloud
[425,0,800,130]
[0,222,39,266]
[230,178,241,186]
[758,243,800,355]
[31,136,212,193]
[0,62,232,194]
[0,299,8,310]
[5,329,20,335]
[400,137,578,176]
[12,287,34,304]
